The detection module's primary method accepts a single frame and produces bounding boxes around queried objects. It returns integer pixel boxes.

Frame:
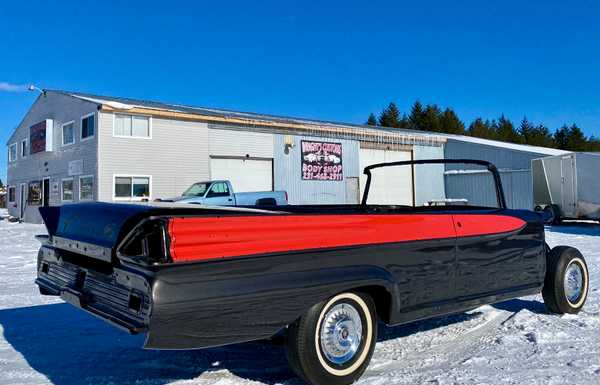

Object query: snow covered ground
[0,210,599,385]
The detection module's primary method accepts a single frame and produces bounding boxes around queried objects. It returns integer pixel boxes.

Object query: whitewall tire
[542,246,589,314]
[285,291,377,385]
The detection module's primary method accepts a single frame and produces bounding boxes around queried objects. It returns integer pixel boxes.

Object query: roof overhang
[99,103,447,146]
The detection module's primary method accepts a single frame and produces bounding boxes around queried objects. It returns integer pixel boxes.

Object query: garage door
[359,148,413,205]
[210,157,273,192]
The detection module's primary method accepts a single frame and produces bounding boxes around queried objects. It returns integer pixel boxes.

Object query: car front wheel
[285,292,377,385]
[542,246,589,314]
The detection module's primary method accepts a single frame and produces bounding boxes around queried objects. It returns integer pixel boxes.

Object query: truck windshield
[182,182,210,197]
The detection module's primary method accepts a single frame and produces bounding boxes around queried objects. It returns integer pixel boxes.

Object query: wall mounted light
[284,135,295,155]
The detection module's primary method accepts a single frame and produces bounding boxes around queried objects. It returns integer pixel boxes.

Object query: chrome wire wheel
[564,260,584,305]
[319,303,363,365]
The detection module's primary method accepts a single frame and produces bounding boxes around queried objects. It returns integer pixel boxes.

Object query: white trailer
[532,152,600,223]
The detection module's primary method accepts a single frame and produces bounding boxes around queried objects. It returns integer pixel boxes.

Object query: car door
[203,182,235,206]
[387,211,458,323]
[453,210,530,300]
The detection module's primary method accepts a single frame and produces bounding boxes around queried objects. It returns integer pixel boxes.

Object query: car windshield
[182,182,210,197]
[363,161,501,209]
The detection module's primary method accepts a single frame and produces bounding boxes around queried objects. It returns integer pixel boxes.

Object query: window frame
[112,174,152,201]
[61,120,76,147]
[112,113,152,139]
[61,177,74,202]
[206,181,231,197]
[20,138,28,158]
[78,175,94,201]
[80,113,96,141]
[7,186,16,203]
[8,143,17,162]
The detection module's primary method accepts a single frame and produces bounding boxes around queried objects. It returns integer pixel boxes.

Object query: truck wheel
[542,246,589,314]
[285,292,377,385]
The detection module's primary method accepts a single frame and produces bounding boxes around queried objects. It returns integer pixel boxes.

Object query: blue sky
[2,1,600,181]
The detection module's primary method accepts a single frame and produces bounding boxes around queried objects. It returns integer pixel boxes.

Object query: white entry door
[359,148,413,205]
[210,157,273,192]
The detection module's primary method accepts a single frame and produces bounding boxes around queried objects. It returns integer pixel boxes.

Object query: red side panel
[168,214,456,262]
[167,213,527,263]
[453,214,526,238]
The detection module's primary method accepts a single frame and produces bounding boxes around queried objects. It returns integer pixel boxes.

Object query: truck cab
[162,180,287,207]
[181,180,235,206]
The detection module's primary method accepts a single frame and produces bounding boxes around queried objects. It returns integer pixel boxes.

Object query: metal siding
[445,172,499,207]
[274,134,359,204]
[97,113,209,201]
[444,139,546,209]
[445,139,548,169]
[6,93,99,223]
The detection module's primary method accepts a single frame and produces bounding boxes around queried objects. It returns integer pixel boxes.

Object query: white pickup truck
[159,180,288,206]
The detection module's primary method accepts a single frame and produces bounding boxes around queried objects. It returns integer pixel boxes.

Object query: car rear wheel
[542,246,589,314]
[285,292,377,385]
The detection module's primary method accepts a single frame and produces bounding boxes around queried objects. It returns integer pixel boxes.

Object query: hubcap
[565,261,584,304]
[320,303,363,365]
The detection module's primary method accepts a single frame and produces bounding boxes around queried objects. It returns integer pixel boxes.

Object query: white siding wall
[208,128,274,158]
[97,113,209,201]
[413,145,445,205]
[6,93,99,223]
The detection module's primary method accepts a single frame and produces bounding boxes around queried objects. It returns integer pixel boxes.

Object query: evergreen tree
[495,115,523,143]
[587,136,600,152]
[529,124,555,148]
[368,101,600,151]
[408,101,425,130]
[467,118,496,139]
[519,117,535,143]
[378,102,402,128]
[554,125,570,149]
[398,113,411,129]
[366,113,378,126]
[0,179,3,189]
[421,104,442,132]
[566,124,587,151]
[439,108,465,134]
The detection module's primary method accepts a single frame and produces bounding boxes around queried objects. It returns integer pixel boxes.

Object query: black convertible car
[35,159,589,385]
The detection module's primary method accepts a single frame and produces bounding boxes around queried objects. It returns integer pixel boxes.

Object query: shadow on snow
[0,303,297,385]
[0,298,547,385]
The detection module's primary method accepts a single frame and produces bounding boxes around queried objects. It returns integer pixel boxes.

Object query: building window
[61,178,74,201]
[8,143,17,162]
[79,175,94,200]
[62,121,75,146]
[7,186,16,203]
[81,113,95,140]
[28,181,42,206]
[114,176,150,200]
[114,114,150,138]
[20,139,27,158]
